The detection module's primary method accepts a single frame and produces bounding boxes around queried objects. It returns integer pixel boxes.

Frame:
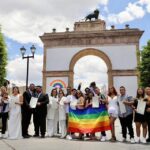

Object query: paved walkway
[0,119,150,150]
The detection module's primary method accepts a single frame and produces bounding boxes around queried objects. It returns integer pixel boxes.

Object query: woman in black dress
[132,88,147,143]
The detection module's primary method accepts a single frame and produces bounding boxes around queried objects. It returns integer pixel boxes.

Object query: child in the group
[0,92,9,138]
[118,86,135,143]
[107,86,118,142]
[132,88,147,143]
[58,89,67,138]
[47,88,59,137]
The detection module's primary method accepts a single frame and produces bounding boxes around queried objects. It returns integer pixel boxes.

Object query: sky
[0,0,150,88]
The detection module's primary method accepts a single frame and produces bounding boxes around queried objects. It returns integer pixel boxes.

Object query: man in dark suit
[33,86,49,138]
[22,83,36,138]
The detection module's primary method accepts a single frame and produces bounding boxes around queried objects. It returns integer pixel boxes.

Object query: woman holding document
[132,88,147,143]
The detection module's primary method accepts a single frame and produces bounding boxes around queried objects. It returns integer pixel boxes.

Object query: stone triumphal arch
[40,20,143,96]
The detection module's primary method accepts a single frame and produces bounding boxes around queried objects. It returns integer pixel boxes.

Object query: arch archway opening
[74,55,108,93]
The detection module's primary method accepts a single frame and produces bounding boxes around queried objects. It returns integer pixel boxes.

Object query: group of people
[0,82,150,145]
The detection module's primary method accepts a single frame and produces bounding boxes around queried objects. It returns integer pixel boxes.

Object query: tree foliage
[0,27,7,87]
[139,40,150,87]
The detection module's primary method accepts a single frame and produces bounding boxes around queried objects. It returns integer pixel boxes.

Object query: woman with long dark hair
[47,88,58,137]
[107,86,118,142]
[132,88,147,143]
[58,89,67,138]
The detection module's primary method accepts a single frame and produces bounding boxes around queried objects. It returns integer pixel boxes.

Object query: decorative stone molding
[112,70,138,76]
[40,20,143,92]
[69,48,113,87]
[40,29,143,48]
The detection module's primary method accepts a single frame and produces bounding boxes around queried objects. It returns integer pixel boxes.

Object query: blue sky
[0,0,150,86]
[4,0,150,60]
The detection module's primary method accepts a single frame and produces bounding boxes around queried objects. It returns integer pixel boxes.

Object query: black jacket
[36,93,49,114]
[22,90,37,110]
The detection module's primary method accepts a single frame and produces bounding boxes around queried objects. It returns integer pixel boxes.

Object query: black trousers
[146,113,150,139]
[119,114,134,139]
[22,109,32,136]
[147,121,150,138]
[33,111,46,136]
[101,131,106,136]
[0,112,8,134]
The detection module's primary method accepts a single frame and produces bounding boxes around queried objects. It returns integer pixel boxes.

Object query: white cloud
[2,0,149,91]
[107,2,145,24]
[74,56,108,90]
[138,0,150,13]
[6,55,108,91]
[0,0,109,45]
[6,54,43,86]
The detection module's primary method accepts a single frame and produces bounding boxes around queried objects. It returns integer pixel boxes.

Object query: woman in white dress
[58,89,67,138]
[106,86,118,142]
[8,86,23,139]
[47,88,59,137]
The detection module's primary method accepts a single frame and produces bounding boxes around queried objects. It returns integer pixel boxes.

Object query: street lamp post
[20,45,36,90]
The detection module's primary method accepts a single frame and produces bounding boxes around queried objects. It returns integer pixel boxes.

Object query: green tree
[0,26,7,87]
[139,40,150,87]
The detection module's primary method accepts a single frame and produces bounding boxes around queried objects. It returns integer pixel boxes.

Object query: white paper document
[119,101,126,114]
[29,97,38,108]
[92,96,99,108]
[137,100,146,115]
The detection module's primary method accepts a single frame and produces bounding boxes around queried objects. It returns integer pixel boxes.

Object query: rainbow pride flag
[68,105,111,133]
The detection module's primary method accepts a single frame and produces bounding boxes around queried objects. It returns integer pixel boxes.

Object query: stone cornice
[40,29,144,47]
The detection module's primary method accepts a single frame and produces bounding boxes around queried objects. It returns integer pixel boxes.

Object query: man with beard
[33,86,49,138]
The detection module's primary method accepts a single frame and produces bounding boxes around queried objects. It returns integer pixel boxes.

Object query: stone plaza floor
[0,119,150,150]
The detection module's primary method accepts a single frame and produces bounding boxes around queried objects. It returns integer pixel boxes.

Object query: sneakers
[60,136,66,139]
[1,133,8,139]
[100,136,106,142]
[135,137,140,143]
[109,137,116,142]
[141,138,147,144]
[130,138,135,144]
[66,135,72,140]
[122,138,126,142]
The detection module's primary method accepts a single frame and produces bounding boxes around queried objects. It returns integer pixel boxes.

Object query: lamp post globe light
[20,45,36,90]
